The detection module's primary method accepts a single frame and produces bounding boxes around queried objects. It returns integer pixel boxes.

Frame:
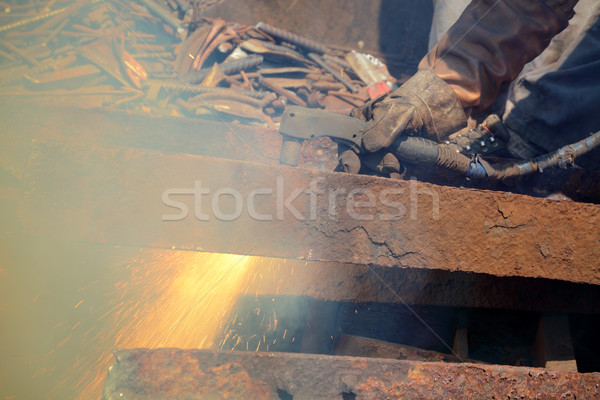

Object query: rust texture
[19,140,600,285]
[101,349,600,399]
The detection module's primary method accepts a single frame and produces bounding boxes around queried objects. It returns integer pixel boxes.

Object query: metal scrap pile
[0,0,396,125]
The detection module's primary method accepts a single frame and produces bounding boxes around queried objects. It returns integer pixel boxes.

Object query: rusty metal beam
[0,99,336,181]
[19,140,600,285]
[102,349,600,399]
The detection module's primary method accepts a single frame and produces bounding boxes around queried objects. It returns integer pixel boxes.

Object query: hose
[390,131,600,180]
[390,136,471,174]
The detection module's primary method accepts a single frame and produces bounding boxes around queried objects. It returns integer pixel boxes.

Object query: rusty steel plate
[101,349,600,399]
[18,140,600,285]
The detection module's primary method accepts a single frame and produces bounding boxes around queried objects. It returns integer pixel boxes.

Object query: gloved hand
[338,69,467,175]
[338,0,578,177]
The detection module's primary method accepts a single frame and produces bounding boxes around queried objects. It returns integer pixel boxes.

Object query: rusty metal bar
[0,100,336,180]
[308,52,358,93]
[101,349,600,399]
[0,7,65,33]
[18,140,600,285]
[135,0,183,34]
[255,21,328,54]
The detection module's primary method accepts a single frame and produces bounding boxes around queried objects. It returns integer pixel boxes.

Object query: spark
[56,335,72,349]
[69,250,259,400]
[32,368,45,378]
[77,280,99,292]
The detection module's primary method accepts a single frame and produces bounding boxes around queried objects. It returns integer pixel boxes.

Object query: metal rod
[308,52,357,93]
[253,40,305,59]
[0,7,65,33]
[182,55,263,84]
[145,80,270,99]
[135,0,183,33]
[255,21,327,54]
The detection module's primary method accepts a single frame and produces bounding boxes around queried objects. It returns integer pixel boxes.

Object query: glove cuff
[392,69,467,141]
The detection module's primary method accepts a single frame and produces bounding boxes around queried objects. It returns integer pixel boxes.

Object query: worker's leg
[501,0,600,164]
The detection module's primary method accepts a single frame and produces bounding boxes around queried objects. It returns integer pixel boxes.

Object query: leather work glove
[338,69,467,175]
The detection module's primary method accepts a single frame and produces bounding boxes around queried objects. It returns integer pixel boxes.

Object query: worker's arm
[421,0,578,114]
[350,0,579,167]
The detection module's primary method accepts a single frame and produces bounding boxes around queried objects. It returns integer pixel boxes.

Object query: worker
[339,0,600,175]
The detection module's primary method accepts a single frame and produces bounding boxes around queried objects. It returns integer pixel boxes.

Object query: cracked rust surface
[101,349,600,400]
[19,141,600,284]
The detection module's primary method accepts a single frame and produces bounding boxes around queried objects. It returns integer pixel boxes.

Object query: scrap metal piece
[192,19,227,70]
[0,54,77,86]
[145,79,270,99]
[255,21,327,54]
[309,52,358,93]
[345,50,393,87]
[200,98,270,121]
[182,54,263,84]
[174,23,211,74]
[241,39,308,65]
[259,77,307,107]
[134,0,183,34]
[121,49,147,89]
[101,349,600,399]
[79,39,131,88]
[0,7,66,33]
[24,64,101,85]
